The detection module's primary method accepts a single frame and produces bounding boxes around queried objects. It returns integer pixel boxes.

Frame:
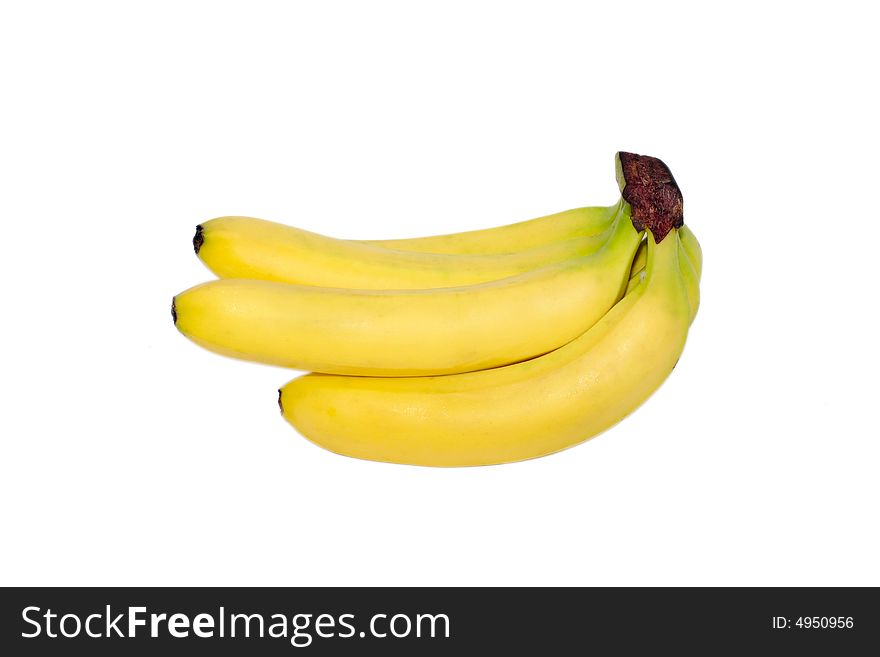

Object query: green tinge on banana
[679,224,702,280]
[361,205,616,255]
[628,227,700,325]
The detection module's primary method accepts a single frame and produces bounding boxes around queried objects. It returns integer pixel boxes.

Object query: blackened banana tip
[171,297,178,325]
[277,389,284,414]
[193,225,204,254]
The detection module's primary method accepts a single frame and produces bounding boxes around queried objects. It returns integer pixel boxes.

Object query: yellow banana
[278,226,694,467]
[362,205,616,254]
[173,204,641,376]
[195,213,615,289]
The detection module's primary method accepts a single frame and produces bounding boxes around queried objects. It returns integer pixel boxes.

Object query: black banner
[1,587,875,654]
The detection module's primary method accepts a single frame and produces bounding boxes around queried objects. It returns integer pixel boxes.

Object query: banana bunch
[173,152,701,466]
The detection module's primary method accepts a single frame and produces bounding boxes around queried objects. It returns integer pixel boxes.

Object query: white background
[1,1,877,586]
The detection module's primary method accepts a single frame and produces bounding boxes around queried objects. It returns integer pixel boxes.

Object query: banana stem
[616,152,684,242]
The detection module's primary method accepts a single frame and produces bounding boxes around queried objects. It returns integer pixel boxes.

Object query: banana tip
[277,389,284,414]
[193,225,204,254]
[171,297,177,325]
